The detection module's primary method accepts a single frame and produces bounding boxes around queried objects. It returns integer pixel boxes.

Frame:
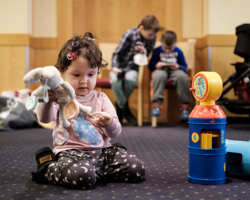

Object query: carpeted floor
[0,121,250,200]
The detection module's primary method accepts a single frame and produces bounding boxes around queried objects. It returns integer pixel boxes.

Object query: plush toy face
[42,66,61,89]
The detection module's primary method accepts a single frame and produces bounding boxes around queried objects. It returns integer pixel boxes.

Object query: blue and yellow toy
[188,71,227,185]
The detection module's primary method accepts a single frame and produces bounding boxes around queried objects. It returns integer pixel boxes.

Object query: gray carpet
[0,122,250,200]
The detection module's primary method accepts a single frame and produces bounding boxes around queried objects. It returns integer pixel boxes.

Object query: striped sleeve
[111,30,132,68]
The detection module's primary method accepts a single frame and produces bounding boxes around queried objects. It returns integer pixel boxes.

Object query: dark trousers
[45,146,145,189]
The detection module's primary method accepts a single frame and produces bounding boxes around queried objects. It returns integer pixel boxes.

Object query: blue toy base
[188,175,226,185]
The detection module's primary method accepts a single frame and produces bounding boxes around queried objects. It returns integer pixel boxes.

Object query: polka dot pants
[45,146,145,189]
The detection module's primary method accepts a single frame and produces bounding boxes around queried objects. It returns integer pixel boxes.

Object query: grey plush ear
[61,81,76,99]
[78,103,92,114]
[23,68,43,83]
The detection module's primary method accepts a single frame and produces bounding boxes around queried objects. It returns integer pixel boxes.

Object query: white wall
[33,0,57,37]
[0,0,32,34]
[207,0,250,34]
[182,0,250,38]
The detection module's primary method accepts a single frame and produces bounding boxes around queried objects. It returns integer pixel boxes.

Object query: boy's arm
[101,94,122,138]
[37,102,59,123]
[177,50,188,73]
[146,36,157,57]
[112,30,131,69]
[148,48,160,72]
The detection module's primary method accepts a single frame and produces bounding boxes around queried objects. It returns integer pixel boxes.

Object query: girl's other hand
[48,90,57,103]
[94,112,113,127]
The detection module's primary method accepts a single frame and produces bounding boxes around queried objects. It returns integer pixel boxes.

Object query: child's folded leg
[45,149,98,189]
[103,147,145,183]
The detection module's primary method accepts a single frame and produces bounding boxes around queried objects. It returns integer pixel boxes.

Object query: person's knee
[109,71,118,84]
[110,80,123,91]
[176,74,189,84]
[124,78,137,88]
[63,166,97,189]
[153,70,166,81]
[127,159,146,182]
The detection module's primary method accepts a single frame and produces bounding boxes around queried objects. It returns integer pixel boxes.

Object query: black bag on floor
[0,96,38,131]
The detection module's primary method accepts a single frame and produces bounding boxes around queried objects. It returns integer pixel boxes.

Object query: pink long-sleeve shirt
[37,90,122,155]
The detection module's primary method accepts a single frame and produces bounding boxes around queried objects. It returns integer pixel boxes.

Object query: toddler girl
[32,33,145,189]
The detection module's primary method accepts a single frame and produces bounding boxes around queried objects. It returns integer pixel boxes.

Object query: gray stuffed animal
[23,66,92,128]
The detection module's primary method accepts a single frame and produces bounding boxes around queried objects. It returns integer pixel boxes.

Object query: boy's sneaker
[151,107,161,117]
[31,147,56,184]
[180,109,190,121]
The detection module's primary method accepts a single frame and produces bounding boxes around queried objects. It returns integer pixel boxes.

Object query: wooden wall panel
[73,0,86,35]
[195,47,208,73]
[0,34,29,46]
[79,0,166,43]
[0,47,26,93]
[29,37,57,49]
[34,49,58,67]
[57,0,73,52]
[206,35,237,46]
[165,0,183,41]
[29,49,58,91]
[29,47,35,71]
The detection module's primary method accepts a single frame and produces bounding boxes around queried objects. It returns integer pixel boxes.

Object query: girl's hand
[94,112,113,128]
[113,67,123,75]
[48,90,57,103]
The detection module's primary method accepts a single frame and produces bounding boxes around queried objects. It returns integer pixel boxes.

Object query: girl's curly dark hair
[55,32,108,73]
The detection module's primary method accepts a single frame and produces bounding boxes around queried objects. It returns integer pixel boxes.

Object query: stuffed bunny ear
[42,66,57,78]
[78,103,92,114]
[23,68,43,83]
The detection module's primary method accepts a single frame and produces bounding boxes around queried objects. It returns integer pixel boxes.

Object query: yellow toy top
[189,72,222,105]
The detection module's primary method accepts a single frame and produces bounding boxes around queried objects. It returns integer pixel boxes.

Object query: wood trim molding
[0,34,30,46]
[96,37,121,44]
[29,37,57,49]
[0,34,57,49]
[196,34,237,49]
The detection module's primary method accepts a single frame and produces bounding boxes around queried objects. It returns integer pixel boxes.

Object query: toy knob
[189,87,195,92]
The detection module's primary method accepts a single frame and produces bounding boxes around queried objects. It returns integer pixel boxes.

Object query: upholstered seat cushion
[95,78,111,88]
[95,78,186,89]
